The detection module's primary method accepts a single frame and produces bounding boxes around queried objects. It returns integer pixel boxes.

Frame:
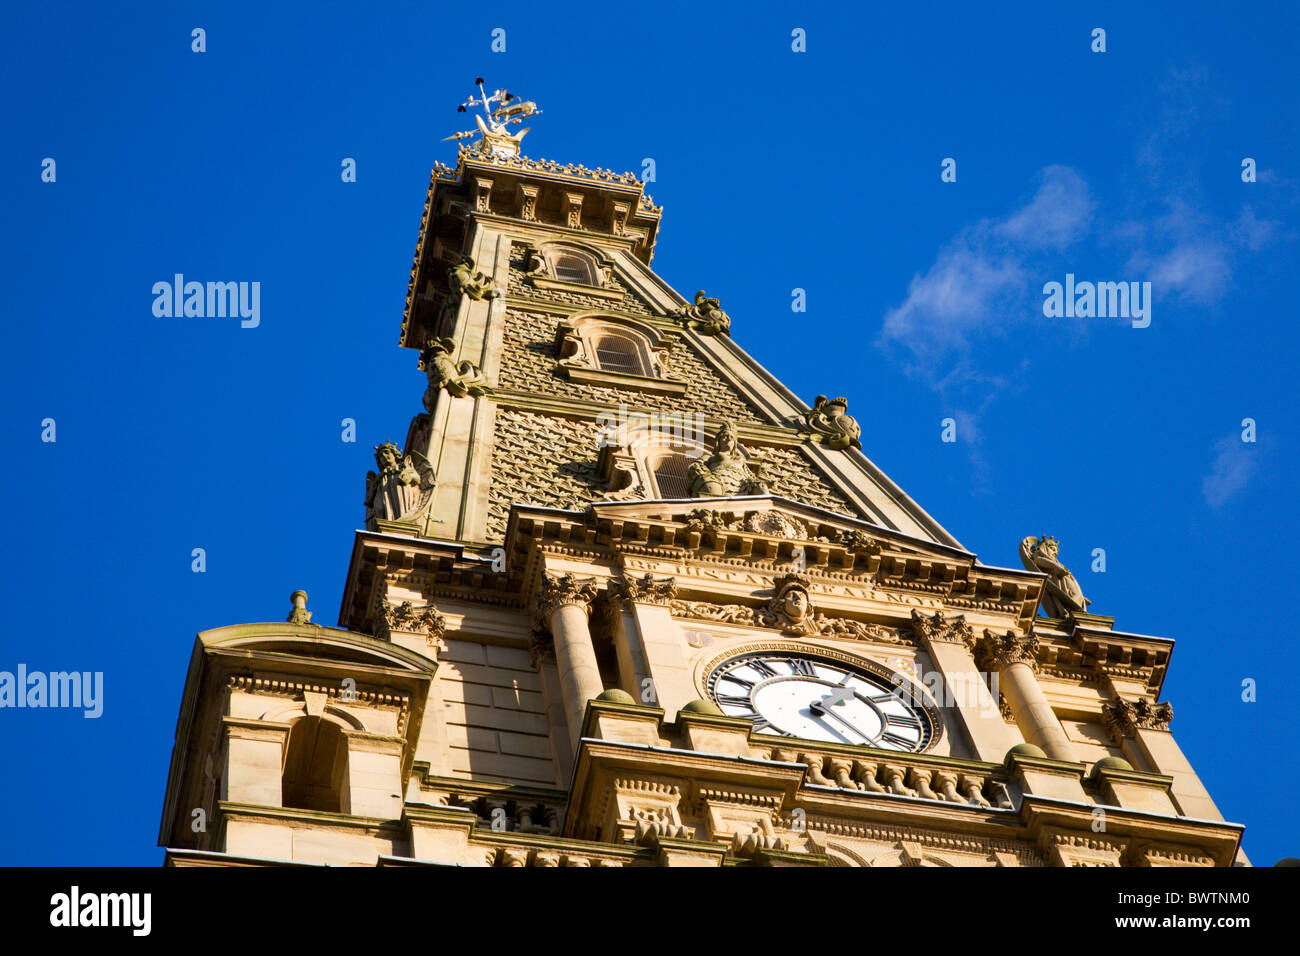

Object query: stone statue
[676,290,731,336]
[420,336,489,412]
[687,422,767,497]
[365,441,427,527]
[1019,535,1092,618]
[797,395,862,450]
[447,255,502,303]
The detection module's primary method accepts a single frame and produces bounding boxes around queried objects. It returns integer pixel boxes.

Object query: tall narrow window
[554,255,592,284]
[594,333,646,375]
[649,451,692,499]
[282,716,348,813]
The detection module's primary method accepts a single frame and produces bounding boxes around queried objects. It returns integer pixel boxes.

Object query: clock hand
[809,697,871,744]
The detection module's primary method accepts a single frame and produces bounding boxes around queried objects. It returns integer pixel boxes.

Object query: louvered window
[594,334,645,375]
[554,255,592,284]
[650,452,692,499]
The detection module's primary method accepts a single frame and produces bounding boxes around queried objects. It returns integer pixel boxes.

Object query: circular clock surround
[701,645,941,752]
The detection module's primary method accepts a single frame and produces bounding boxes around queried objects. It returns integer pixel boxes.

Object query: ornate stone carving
[528,628,555,666]
[909,609,974,649]
[794,395,862,451]
[669,576,904,644]
[375,600,446,646]
[675,290,731,336]
[364,440,433,528]
[447,255,501,302]
[420,336,489,411]
[687,422,767,498]
[744,510,808,539]
[837,529,882,555]
[684,508,733,532]
[978,629,1041,672]
[1103,697,1174,739]
[536,573,599,622]
[609,573,677,607]
[286,590,314,625]
[1019,535,1091,618]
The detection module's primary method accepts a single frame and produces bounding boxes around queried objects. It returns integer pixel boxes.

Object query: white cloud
[996,166,1094,251]
[880,165,1091,364]
[1201,435,1257,507]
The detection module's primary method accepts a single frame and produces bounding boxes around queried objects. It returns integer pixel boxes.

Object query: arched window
[593,333,647,375]
[554,255,593,284]
[647,451,692,499]
[282,716,348,813]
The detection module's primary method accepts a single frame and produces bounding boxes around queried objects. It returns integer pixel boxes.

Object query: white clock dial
[706,652,933,751]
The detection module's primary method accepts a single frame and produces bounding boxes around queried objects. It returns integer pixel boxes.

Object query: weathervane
[443,77,540,158]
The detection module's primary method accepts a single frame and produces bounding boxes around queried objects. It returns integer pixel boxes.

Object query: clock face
[706,651,934,751]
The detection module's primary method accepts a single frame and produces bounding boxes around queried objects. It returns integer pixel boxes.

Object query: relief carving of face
[777,586,810,623]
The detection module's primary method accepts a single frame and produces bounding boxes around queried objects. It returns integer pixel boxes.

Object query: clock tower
[158,83,1246,868]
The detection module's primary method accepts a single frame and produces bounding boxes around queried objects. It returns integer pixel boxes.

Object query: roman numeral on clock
[886,712,923,730]
[787,658,818,677]
[745,659,779,678]
[715,693,754,709]
[880,732,916,750]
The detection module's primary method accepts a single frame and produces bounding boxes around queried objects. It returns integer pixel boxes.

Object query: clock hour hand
[809,696,870,744]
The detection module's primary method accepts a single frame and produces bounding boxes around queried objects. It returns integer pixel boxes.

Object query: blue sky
[1,1,1296,864]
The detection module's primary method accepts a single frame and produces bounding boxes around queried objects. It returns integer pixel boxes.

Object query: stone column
[609,573,694,718]
[910,611,1022,762]
[537,573,603,751]
[981,629,1078,762]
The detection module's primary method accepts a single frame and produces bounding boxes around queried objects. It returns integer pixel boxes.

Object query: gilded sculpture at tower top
[443,78,541,157]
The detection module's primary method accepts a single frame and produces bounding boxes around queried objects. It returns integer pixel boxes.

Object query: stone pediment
[505,496,1043,627]
[584,496,970,562]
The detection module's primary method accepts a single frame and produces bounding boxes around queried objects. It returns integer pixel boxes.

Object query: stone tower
[158,87,1245,868]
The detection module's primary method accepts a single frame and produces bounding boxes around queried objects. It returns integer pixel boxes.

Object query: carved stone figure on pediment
[687,422,767,498]
[1020,535,1091,617]
[838,528,883,555]
[683,508,735,532]
[676,290,731,336]
[795,395,863,451]
[364,440,431,527]
[744,510,808,539]
[420,336,489,411]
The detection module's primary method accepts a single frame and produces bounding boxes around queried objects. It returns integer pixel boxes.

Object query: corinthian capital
[609,573,678,607]
[978,629,1040,672]
[1102,697,1174,741]
[536,573,600,620]
[910,609,974,649]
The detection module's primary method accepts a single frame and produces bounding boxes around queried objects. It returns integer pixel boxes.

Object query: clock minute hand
[809,696,870,744]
